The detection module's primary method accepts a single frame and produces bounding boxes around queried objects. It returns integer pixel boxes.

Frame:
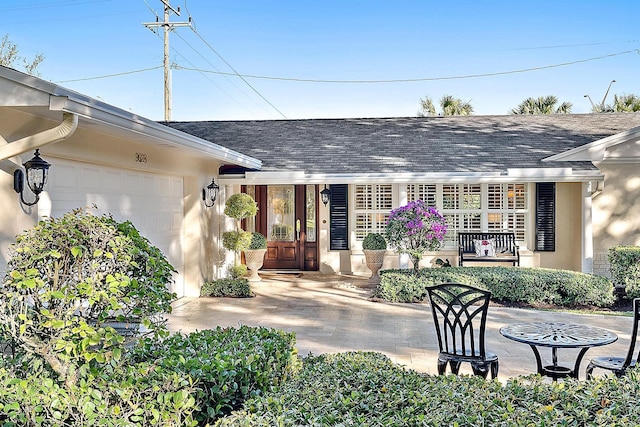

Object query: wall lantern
[13,149,51,207]
[320,184,331,206]
[202,178,220,207]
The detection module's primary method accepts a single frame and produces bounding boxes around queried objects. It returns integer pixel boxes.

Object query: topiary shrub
[362,232,387,250]
[609,246,640,299]
[0,208,176,388]
[248,232,267,250]
[222,193,259,277]
[201,277,252,297]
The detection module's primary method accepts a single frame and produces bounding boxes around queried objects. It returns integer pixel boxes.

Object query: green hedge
[128,326,297,424]
[0,360,198,426]
[201,278,252,297]
[609,246,640,299]
[373,267,615,307]
[215,351,640,426]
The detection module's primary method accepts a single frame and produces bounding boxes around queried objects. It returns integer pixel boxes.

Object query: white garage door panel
[42,159,185,297]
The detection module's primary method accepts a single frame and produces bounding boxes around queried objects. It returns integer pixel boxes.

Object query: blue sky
[3,0,638,121]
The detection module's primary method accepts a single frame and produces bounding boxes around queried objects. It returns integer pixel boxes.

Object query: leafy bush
[374,267,615,307]
[201,278,252,297]
[216,351,640,426]
[362,232,387,250]
[0,358,198,426]
[223,193,258,221]
[248,232,267,250]
[609,246,640,298]
[0,209,176,387]
[222,230,252,254]
[128,326,297,424]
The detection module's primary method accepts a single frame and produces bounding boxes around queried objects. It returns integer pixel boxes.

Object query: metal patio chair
[586,298,640,378]
[426,283,499,379]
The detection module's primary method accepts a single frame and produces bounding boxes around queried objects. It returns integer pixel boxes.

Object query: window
[354,184,392,240]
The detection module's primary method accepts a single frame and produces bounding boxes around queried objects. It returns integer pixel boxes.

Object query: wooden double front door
[247,185,319,271]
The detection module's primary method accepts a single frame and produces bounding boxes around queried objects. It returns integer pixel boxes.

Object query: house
[165,115,640,278]
[0,65,260,297]
[2,64,640,296]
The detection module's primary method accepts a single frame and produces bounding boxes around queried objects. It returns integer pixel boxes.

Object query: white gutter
[0,103,78,162]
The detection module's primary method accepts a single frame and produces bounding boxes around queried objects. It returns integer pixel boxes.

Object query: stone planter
[363,249,386,285]
[245,248,267,281]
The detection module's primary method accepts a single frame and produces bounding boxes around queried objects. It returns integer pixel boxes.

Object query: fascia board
[219,169,602,185]
[544,126,640,162]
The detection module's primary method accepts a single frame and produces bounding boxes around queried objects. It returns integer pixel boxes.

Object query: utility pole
[143,0,191,121]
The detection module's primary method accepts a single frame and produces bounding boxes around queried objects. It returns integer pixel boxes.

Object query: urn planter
[245,248,267,281]
[363,249,386,285]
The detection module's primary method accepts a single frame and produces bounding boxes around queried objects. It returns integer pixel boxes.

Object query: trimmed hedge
[216,351,640,426]
[201,278,252,297]
[609,246,640,299]
[128,326,298,424]
[374,266,615,307]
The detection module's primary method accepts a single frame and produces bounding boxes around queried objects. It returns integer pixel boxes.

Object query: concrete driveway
[167,273,632,381]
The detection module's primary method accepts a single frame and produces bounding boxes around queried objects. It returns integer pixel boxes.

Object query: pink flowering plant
[384,200,448,271]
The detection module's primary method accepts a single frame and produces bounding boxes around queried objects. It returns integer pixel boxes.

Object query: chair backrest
[458,232,516,255]
[623,298,640,368]
[427,283,491,358]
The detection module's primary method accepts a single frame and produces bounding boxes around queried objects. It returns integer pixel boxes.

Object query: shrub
[222,230,252,254]
[248,232,267,250]
[128,326,297,424]
[0,358,198,426]
[362,232,387,250]
[609,246,640,298]
[201,277,252,297]
[216,351,640,426]
[0,209,176,387]
[374,266,615,307]
[385,200,447,271]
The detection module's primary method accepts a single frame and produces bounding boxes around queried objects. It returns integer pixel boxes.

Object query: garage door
[41,159,185,297]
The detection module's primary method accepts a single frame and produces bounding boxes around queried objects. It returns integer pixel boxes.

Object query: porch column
[581,182,594,273]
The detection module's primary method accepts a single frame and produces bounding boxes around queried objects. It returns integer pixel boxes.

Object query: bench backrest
[458,232,517,255]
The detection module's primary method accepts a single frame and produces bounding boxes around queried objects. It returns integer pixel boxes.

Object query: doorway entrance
[246,185,319,271]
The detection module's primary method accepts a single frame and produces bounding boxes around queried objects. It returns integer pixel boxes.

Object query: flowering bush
[384,200,447,271]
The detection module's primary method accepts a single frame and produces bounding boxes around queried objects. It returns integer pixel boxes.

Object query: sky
[2,0,639,122]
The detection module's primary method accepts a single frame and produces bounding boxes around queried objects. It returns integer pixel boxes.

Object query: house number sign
[135,153,148,163]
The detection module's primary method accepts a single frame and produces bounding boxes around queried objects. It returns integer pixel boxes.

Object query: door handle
[296,219,301,240]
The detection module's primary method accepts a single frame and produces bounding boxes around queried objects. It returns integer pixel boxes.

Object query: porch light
[13,149,51,207]
[320,184,331,206]
[202,178,220,207]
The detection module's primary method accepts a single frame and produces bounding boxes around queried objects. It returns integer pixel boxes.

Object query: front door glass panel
[268,185,295,241]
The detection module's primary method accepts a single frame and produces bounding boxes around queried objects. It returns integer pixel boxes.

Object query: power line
[175,49,639,84]
[56,66,163,83]
[188,26,287,119]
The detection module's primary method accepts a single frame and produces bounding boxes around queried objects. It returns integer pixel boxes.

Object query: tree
[418,95,474,117]
[510,95,572,115]
[611,94,640,113]
[0,33,44,76]
[384,200,447,272]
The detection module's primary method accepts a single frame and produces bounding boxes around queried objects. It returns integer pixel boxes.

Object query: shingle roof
[163,113,640,175]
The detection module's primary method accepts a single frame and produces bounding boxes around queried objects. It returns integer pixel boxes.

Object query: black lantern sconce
[202,178,220,207]
[13,149,51,207]
[320,184,331,206]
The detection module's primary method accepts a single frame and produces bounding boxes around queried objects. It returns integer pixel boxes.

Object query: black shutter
[329,184,348,250]
[535,182,556,251]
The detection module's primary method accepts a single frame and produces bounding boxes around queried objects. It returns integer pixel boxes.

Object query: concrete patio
[167,272,632,381]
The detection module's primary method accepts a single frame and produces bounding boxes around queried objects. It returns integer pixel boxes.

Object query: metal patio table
[500,322,617,380]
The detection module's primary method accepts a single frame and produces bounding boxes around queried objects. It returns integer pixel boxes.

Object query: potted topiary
[245,232,268,281]
[363,232,387,285]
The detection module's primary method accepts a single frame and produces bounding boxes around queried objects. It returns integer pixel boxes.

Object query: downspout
[0,111,78,161]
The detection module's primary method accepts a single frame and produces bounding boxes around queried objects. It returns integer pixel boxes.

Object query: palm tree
[611,94,640,112]
[510,96,572,115]
[418,95,474,117]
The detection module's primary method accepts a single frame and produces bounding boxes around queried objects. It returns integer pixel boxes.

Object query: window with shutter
[329,184,349,250]
[535,182,556,251]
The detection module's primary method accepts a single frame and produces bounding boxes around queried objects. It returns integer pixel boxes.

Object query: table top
[500,322,617,349]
